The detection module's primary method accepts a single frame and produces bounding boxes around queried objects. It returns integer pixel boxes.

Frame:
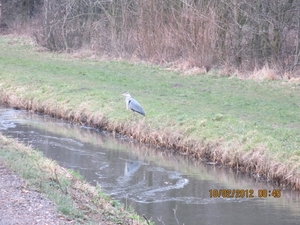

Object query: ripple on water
[0,120,16,130]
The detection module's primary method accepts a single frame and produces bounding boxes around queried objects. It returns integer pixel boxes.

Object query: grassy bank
[0,35,300,190]
[0,134,149,224]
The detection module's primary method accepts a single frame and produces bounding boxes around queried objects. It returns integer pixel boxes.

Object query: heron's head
[120,92,131,98]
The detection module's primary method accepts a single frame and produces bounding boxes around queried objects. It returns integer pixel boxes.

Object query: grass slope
[0,134,148,224]
[0,35,300,188]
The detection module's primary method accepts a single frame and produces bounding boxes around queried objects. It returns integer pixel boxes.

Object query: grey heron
[120,92,145,116]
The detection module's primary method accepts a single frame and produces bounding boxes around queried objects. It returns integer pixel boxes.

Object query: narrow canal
[0,106,299,225]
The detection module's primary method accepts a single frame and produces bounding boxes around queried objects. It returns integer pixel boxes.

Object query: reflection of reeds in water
[1,89,300,191]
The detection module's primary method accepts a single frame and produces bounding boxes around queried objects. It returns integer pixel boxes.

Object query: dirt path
[0,161,73,225]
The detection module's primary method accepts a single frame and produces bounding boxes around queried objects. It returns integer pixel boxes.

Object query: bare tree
[2,0,300,73]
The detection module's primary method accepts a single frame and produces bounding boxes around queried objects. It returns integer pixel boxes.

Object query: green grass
[0,137,85,222]
[0,35,300,165]
[0,134,150,224]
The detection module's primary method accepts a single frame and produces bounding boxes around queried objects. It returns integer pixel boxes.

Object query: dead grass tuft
[217,64,288,81]
[287,76,300,83]
[249,65,280,80]
[219,64,239,78]
[71,49,99,61]
[166,60,210,76]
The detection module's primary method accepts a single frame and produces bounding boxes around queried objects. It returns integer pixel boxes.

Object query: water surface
[0,107,300,225]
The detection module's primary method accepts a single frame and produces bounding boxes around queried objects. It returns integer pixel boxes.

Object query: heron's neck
[125,97,130,110]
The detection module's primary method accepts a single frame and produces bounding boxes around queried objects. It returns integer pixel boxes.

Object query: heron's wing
[128,98,145,116]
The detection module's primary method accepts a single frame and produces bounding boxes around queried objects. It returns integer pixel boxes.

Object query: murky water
[0,106,300,225]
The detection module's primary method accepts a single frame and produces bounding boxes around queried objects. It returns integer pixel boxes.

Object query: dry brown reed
[248,65,281,81]
[0,88,300,190]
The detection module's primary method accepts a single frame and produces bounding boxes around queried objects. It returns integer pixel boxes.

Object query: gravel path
[0,161,73,225]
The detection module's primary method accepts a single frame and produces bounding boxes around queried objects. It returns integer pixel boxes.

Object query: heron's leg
[133,111,137,120]
[129,111,135,120]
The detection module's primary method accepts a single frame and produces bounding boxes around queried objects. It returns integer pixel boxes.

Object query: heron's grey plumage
[121,92,145,116]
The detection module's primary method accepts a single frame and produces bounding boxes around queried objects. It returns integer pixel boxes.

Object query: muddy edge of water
[0,90,299,191]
